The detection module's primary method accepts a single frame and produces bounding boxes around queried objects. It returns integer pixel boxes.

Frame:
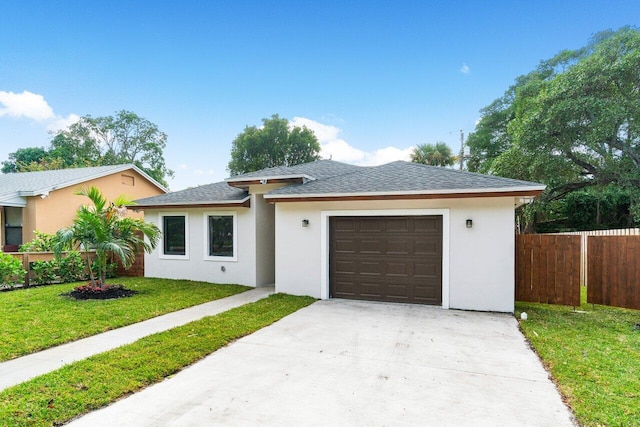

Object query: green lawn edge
[0,278,249,362]
[516,287,640,426]
[0,293,316,427]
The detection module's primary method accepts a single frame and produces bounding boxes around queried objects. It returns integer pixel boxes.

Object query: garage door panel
[414,217,441,232]
[386,239,410,254]
[414,240,439,255]
[359,218,384,232]
[386,218,410,232]
[360,239,383,253]
[330,216,442,305]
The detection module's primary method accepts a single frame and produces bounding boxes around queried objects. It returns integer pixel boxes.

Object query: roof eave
[225,174,314,188]
[16,164,168,197]
[133,196,251,210]
[263,187,546,203]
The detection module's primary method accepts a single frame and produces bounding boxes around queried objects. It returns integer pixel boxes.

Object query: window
[4,207,23,246]
[205,212,237,261]
[161,214,188,258]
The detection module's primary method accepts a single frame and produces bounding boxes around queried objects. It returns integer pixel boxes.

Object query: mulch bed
[63,284,138,300]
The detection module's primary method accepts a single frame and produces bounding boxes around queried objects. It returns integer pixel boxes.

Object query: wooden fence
[6,250,144,286]
[9,251,97,286]
[553,228,640,286]
[515,234,581,306]
[588,236,640,310]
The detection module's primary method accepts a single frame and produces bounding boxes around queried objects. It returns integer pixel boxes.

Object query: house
[135,160,544,312]
[0,165,167,251]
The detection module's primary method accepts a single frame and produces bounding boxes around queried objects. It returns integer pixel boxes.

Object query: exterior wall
[144,207,258,286]
[274,197,516,312]
[23,169,163,242]
[254,194,276,286]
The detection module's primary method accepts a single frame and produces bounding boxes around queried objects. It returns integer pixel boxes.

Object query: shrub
[30,260,58,285]
[58,251,87,282]
[0,252,26,287]
[19,231,57,252]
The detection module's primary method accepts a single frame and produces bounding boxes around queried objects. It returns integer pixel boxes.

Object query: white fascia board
[137,196,251,208]
[264,185,547,200]
[225,173,316,183]
[0,194,27,207]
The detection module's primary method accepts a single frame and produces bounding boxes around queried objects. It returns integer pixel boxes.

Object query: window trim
[203,211,238,262]
[159,212,189,260]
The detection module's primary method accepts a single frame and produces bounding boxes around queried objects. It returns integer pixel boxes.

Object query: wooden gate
[515,234,581,306]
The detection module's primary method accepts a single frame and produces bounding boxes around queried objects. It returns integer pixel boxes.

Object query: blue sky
[1,1,638,190]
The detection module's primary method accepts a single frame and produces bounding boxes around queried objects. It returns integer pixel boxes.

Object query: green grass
[0,277,248,362]
[0,293,315,427]
[516,287,640,426]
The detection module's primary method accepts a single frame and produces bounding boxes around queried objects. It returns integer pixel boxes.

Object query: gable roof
[133,159,545,208]
[225,160,363,187]
[0,165,167,207]
[263,161,545,201]
[134,182,250,209]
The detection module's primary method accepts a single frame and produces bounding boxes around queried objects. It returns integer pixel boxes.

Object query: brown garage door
[330,216,442,305]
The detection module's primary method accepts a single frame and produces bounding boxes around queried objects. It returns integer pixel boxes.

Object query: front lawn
[516,288,640,426]
[0,294,315,427]
[0,277,248,362]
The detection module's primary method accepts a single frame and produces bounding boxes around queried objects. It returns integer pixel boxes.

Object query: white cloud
[0,90,55,121]
[0,90,80,133]
[460,63,470,74]
[291,116,413,166]
[47,113,80,132]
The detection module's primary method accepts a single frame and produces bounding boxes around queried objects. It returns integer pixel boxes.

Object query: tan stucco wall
[22,169,164,242]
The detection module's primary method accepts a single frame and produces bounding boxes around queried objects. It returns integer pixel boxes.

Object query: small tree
[53,186,161,288]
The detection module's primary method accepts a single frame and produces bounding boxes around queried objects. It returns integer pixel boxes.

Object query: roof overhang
[133,196,251,210]
[225,174,314,188]
[0,194,27,207]
[263,187,546,203]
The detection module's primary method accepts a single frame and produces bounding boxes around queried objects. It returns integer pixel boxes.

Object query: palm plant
[410,142,456,167]
[53,186,161,288]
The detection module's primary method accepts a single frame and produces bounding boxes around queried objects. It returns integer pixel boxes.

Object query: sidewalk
[0,287,273,391]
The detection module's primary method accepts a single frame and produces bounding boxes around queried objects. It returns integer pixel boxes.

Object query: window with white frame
[160,213,188,258]
[205,212,237,261]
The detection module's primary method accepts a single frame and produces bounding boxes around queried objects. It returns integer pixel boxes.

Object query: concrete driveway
[69,300,575,426]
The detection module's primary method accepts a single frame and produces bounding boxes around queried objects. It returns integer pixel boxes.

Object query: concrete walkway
[0,287,273,391]
[69,299,576,426]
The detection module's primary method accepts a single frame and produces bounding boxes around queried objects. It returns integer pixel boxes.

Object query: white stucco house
[135,160,544,312]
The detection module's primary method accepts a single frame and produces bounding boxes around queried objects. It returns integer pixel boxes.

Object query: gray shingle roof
[226,159,363,182]
[132,160,544,207]
[0,164,166,204]
[264,161,545,197]
[134,182,249,207]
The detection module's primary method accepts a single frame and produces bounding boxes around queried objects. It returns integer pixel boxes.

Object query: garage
[329,215,443,305]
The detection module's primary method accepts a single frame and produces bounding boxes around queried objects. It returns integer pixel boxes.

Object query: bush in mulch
[63,283,138,300]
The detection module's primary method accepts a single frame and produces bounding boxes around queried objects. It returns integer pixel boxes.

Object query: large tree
[410,142,455,167]
[2,110,174,187]
[467,27,640,230]
[1,147,48,173]
[227,114,321,176]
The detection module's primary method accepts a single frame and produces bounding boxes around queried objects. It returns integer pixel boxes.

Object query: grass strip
[0,278,248,362]
[0,293,315,427]
[516,287,640,426]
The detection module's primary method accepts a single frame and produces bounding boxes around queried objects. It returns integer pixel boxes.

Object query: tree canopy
[410,142,455,167]
[2,110,174,187]
[227,114,321,176]
[467,27,640,231]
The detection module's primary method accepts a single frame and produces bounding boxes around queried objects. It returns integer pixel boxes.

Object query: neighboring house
[135,160,544,312]
[0,165,167,251]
